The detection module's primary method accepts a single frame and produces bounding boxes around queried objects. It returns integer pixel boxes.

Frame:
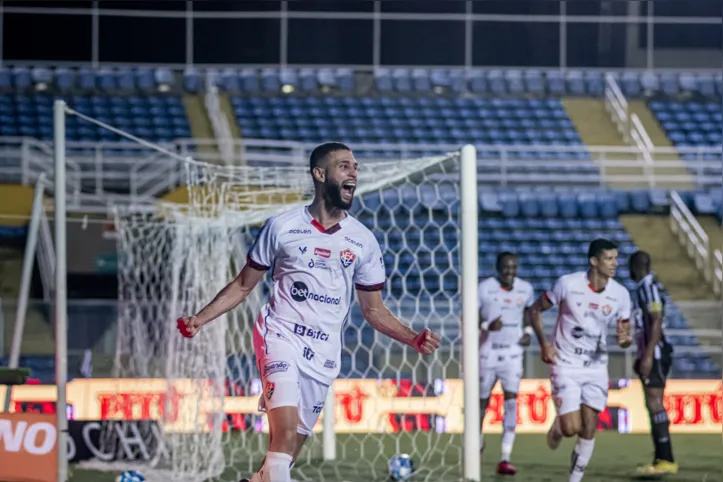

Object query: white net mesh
[87,151,469,482]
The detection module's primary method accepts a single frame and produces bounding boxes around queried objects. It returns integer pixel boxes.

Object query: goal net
[87,148,472,482]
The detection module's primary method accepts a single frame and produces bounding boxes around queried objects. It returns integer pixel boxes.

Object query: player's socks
[501,398,517,462]
[650,410,674,462]
[263,452,293,482]
[568,437,594,482]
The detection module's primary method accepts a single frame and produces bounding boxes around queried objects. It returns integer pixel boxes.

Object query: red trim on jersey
[246,255,270,271]
[355,282,385,292]
[543,292,552,304]
[587,283,605,293]
[311,219,342,235]
[499,285,512,292]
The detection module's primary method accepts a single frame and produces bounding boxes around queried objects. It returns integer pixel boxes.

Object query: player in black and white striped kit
[628,251,677,475]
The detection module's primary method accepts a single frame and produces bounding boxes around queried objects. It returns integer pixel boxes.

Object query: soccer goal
[51,100,481,482]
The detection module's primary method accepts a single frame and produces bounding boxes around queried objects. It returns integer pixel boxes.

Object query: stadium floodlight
[53,103,480,481]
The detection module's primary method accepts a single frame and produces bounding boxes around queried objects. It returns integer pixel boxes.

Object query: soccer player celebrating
[629,251,677,475]
[177,142,441,482]
[477,252,534,475]
[528,239,632,482]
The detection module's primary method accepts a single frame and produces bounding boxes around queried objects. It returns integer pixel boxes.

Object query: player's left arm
[642,284,664,358]
[354,237,440,355]
[518,284,535,346]
[616,289,633,348]
[357,289,440,354]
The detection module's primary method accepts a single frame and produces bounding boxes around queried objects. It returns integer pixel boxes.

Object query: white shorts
[479,353,523,399]
[254,329,329,437]
[549,364,608,416]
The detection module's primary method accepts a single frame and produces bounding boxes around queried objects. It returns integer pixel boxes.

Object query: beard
[324,179,353,210]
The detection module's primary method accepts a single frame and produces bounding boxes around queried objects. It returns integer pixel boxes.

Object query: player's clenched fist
[540,340,558,364]
[177,316,202,338]
[616,318,632,348]
[413,328,441,355]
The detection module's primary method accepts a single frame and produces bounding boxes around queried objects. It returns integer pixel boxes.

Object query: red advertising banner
[0,378,719,434]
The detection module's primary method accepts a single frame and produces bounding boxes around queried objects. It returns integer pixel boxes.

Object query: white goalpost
[50,98,481,482]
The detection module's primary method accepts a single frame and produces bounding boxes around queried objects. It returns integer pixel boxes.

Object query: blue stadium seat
[0,68,10,90]
[11,67,32,90]
[577,193,598,218]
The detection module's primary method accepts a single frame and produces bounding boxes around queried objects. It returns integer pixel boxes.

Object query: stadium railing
[0,137,720,213]
[670,191,721,295]
[604,73,629,138]
[604,74,656,186]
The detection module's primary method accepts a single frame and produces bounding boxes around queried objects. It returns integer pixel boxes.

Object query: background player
[477,252,534,476]
[177,142,441,482]
[629,251,677,475]
[528,238,632,482]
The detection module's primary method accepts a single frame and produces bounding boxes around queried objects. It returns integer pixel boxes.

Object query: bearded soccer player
[528,239,632,482]
[477,252,534,475]
[629,251,677,475]
[177,142,440,482]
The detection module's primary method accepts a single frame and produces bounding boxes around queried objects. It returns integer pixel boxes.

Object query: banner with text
[0,412,58,482]
[0,378,720,435]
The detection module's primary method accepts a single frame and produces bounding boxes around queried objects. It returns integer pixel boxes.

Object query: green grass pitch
[70,432,721,481]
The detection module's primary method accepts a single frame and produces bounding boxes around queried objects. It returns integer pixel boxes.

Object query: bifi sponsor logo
[294,324,330,342]
[289,281,340,305]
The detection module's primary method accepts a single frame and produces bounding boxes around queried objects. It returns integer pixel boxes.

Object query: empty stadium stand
[0,66,720,383]
[0,94,191,144]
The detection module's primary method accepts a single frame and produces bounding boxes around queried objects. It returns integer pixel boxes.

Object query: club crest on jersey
[340,249,356,268]
[265,381,275,400]
[602,304,612,315]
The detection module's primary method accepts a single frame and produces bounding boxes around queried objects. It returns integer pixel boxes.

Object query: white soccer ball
[388,454,415,480]
[116,470,145,482]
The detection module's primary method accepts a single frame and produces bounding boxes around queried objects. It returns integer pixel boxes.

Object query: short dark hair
[496,251,517,270]
[309,142,352,177]
[629,250,651,270]
[587,238,618,260]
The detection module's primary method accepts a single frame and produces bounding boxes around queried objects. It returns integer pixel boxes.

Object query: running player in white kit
[528,239,632,482]
[177,142,441,482]
[477,252,534,476]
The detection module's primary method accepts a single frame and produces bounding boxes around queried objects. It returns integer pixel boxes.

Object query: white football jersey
[248,206,385,385]
[478,277,535,358]
[545,271,631,368]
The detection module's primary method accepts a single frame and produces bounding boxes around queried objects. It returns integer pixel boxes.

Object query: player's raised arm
[357,289,440,354]
[178,217,278,338]
[518,285,536,346]
[354,238,439,354]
